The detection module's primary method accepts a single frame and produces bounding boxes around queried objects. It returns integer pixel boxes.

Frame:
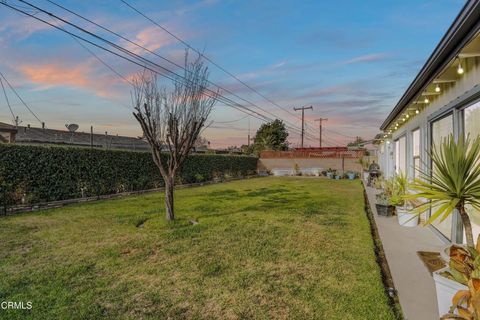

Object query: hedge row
[0,144,258,205]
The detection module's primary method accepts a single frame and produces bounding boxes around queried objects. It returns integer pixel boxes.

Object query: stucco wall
[258,158,363,173]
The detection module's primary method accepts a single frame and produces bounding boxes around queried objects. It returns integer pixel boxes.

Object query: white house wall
[379,57,480,179]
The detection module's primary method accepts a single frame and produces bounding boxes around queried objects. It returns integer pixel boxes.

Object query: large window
[395,136,406,175]
[464,102,480,243]
[431,114,454,240]
[412,129,420,178]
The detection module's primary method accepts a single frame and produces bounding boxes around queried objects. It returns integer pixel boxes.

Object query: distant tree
[132,52,218,221]
[194,136,209,151]
[251,119,289,154]
[347,136,366,147]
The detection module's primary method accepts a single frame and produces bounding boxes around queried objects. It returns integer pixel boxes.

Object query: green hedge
[0,144,258,205]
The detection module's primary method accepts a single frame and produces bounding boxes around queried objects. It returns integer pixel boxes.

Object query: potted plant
[390,172,419,227]
[407,134,480,317]
[326,168,335,179]
[346,171,356,180]
[434,245,472,318]
[359,157,370,181]
[375,178,395,217]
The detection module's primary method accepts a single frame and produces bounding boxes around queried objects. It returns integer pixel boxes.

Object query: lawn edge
[3,175,265,216]
[362,184,404,320]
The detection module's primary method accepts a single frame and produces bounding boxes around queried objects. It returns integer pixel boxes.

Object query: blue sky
[0,0,465,147]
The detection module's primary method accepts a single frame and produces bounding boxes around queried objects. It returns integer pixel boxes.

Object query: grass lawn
[0,177,396,320]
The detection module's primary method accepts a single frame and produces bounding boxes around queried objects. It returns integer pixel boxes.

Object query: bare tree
[132,52,217,220]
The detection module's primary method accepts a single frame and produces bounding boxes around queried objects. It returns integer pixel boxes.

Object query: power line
[2,2,277,128]
[0,77,15,123]
[3,1,312,143]
[119,0,302,122]
[324,127,356,139]
[213,114,250,124]
[40,0,306,134]
[0,70,42,124]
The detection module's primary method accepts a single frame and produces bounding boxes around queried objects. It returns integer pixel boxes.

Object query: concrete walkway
[365,185,447,320]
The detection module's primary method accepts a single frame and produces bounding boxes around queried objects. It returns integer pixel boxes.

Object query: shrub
[0,144,258,206]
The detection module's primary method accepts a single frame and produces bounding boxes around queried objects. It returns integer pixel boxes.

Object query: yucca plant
[390,172,409,207]
[407,134,480,247]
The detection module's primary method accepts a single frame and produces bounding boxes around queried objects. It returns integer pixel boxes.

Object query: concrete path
[365,185,447,320]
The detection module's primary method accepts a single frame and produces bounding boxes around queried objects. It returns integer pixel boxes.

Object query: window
[412,129,420,178]
[431,114,453,240]
[463,102,480,243]
[395,136,406,175]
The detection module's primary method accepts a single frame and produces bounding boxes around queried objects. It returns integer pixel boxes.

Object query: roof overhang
[380,0,480,130]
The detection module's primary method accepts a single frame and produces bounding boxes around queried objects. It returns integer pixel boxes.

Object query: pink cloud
[17,60,127,99]
[124,26,178,54]
[339,53,389,65]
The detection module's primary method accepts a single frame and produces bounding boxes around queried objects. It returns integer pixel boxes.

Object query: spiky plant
[407,134,480,247]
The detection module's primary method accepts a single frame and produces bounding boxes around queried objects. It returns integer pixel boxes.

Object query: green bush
[0,144,258,205]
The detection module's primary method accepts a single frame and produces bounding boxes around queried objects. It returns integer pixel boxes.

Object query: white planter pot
[433,268,468,317]
[363,171,369,181]
[396,206,419,227]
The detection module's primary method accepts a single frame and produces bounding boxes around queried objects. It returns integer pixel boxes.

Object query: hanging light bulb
[406,114,410,119]
[458,58,464,75]
[424,97,430,104]
[416,109,420,114]
[435,84,441,92]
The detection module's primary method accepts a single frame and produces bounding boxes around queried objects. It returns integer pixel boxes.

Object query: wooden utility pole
[314,118,328,148]
[247,116,251,147]
[90,126,94,148]
[294,106,313,148]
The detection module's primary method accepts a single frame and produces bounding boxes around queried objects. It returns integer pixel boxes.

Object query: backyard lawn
[0,177,396,320]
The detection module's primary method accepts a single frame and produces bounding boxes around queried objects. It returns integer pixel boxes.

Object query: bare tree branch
[132,50,218,220]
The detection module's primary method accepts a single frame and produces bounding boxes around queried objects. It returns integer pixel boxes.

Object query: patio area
[365,184,447,320]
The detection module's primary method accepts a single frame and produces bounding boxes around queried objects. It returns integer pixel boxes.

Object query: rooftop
[0,122,150,151]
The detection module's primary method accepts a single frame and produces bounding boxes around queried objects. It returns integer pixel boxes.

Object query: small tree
[132,53,217,221]
[251,119,289,154]
[408,134,480,247]
[347,136,366,147]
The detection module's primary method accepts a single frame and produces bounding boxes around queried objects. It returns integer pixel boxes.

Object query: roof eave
[380,0,480,130]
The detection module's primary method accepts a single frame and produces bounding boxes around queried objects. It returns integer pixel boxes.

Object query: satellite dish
[65,123,79,133]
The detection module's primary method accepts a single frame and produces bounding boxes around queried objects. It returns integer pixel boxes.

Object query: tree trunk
[458,204,474,247]
[164,176,175,221]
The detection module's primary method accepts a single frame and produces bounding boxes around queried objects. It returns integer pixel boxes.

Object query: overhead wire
[119,0,303,122]
[1,1,279,129]
[0,70,42,124]
[0,77,15,123]
[39,0,307,135]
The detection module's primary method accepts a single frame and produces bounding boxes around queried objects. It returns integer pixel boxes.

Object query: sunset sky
[0,0,465,148]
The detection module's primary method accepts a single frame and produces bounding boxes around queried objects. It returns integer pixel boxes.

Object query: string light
[416,109,419,114]
[424,97,430,103]
[406,114,410,119]
[457,57,464,75]
[435,84,441,92]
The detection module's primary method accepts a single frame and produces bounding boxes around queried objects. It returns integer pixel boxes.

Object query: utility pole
[314,118,328,148]
[14,116,22,128]
[294,106,313,148]
[90,125,94,148]
[247,116,251,147]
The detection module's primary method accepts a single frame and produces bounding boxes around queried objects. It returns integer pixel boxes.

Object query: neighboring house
[377,0,480,244]
[0,122,17,143]
[0,122,150,151]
